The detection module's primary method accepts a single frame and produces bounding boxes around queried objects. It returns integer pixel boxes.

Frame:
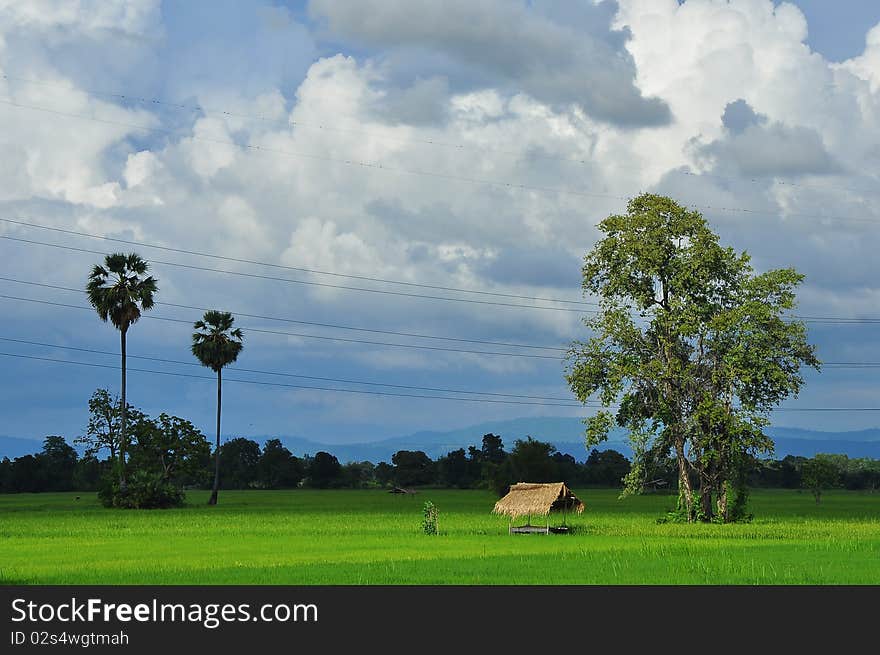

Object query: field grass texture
[1,488,878,584]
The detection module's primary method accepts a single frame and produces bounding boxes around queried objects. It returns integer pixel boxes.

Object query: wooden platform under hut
[492,482,584,534]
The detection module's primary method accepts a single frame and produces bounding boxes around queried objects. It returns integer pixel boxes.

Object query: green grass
[1,488,878,584]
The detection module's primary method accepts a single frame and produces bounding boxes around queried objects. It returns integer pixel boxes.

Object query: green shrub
[98,470,185,509]
[422,500,439,535]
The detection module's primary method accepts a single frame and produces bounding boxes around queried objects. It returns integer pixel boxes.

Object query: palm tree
[192,310,244,505]
[86,252,158,489]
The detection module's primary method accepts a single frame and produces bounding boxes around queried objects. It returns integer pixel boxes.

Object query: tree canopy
[86,253,158,335]
[566,193,819,522]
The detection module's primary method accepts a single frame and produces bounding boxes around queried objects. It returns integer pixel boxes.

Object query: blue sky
[2,0,880,446]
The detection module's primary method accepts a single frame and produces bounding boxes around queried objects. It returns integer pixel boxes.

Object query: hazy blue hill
[769,438,880,458]
[3,419,880,462]
[766,427,880,442]
[270,419,880,463]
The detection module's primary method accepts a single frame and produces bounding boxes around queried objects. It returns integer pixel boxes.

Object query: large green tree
[565,194,818,522]
[218,438,261,489]
[259,439,305,489]
[75,388,145,462]
[128,413,211,486]
[391,450,435,487]
[86,253,158,489]
[192,310,244,505]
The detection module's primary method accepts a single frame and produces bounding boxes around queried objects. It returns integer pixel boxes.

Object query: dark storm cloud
[721,98,764,134]
[698,100,839,177]
[477,246,584,289]
[368,76,451,125]
[308,0,671,127]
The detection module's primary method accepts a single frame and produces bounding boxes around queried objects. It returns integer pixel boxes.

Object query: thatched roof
[492,482,584,519]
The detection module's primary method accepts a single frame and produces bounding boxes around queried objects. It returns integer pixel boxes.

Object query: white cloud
[308,0,671,126]
[0,0,161,38]
[4,0,880,436]
[839,23,880,92]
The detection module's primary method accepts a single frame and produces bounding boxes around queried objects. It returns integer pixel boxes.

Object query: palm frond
[192,310,244,371]
[86,252,158,331]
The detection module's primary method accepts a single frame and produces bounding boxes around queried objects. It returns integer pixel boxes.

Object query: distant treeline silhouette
[3,429,879,496]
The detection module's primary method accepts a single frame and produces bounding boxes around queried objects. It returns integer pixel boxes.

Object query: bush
[98,470,185,509]
[422,500,439,535]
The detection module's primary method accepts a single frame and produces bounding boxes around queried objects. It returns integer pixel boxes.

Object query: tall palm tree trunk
[208,368,221,505]
[119,328,128,490]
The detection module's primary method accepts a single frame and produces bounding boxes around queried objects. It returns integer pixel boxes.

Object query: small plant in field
[422,500,439,535]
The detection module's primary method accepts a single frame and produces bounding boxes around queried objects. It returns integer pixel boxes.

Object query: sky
[1,0,879,445]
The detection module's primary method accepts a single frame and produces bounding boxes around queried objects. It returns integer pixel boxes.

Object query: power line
[5,335,875,376]
[2,97,879,226]
[0,276,570,352]
[5,276,880,369]
[4,290,876,368]
[4,351,875,411]
[0,235,591,314]
[0,293,565,360]
[4,72,877,197]
[0,351,583,408]
[793,316,880,324]
[772,408,880,412]
[4,234,880,324]
[0,218,596,307]
[0,335,582,402]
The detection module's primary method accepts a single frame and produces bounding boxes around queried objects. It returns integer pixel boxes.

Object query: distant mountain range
[3,418,880,462]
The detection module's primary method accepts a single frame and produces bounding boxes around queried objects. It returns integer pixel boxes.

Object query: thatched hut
[492,482,584,534]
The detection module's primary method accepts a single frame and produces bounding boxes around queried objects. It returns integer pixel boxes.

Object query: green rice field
[1,488,878,584]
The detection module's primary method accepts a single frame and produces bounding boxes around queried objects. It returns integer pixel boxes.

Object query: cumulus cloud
[694,98,839,177]
[0,0,161,39]
[4,0,880,439]
[840,23,880,92]
[308,0,671,127]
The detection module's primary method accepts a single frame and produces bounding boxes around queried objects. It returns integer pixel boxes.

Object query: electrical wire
[0,234,592,314]
[3,351,875,411]
[0,335,581,402]
[0,351,584,407]
[0,293,566,360]
[0,218,596,307]
[0,276,570,352]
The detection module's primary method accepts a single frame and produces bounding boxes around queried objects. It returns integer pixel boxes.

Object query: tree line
[0,414,630,496]
[3,410,878,500]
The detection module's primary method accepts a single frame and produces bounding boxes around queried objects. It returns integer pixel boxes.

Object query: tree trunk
[208,368,222,505]
[699,481,714,522]
[716,483,728,522]
[698,460,717,522]
[674,437,694,521]
[119,327,128,491]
